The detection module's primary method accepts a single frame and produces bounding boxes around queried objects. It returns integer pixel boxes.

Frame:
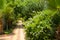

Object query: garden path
[0,20,25,40]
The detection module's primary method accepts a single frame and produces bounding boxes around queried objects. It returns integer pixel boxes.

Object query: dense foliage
[0,0,47,32]
[0,0,60,40]
[24,9,57,40]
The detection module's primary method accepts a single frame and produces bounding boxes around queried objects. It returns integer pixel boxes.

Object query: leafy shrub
[13,0,46,20]
[2,4,16,32]
[52,10,60,25]
[24,9,57,40]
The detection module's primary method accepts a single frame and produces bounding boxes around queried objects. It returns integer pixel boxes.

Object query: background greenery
[0,0,60,40]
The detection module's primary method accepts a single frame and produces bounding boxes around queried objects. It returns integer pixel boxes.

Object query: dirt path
[11,20,25,40]
[0,20,25,40]
[12,28,25,40]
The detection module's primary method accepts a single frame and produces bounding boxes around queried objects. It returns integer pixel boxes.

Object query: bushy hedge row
[24,9,57,40]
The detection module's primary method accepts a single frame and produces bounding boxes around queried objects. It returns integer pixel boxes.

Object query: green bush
[52,10,60,25]
[24,9,57,40]
[2,3,16,32]
[13,0,46,20]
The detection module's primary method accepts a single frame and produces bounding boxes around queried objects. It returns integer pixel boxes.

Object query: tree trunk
[0,18,3,34]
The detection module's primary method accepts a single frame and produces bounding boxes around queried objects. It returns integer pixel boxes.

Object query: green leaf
[55,0,60,8]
